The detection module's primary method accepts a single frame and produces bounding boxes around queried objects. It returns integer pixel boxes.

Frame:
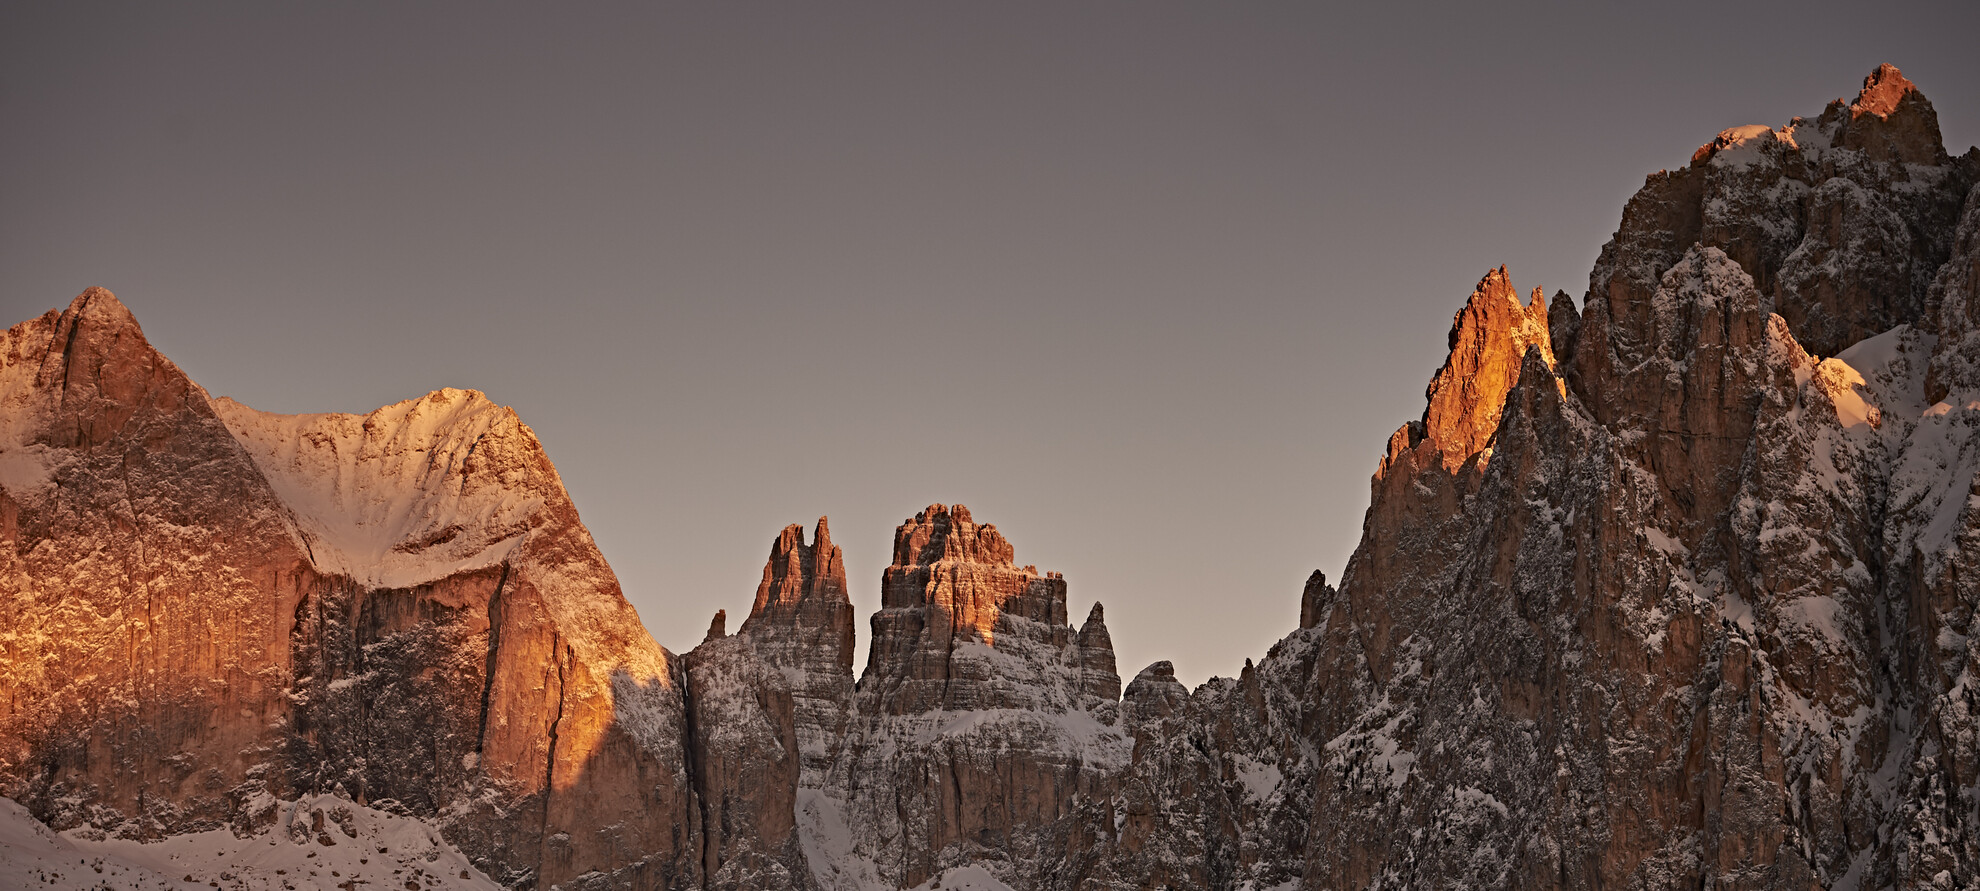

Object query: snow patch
[1702,124,1789,169]
[797,789,888,891]
[1230,753,1283,801]
[909,864,1015,891]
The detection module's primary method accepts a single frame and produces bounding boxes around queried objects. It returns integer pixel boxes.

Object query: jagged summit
[62,286,137,328]
[10,62,1980,890]
[890,502,1021,568]
[1849,62,1919,119]
[1308,62,1980,888]
[1418,266,1555,472]
[725,515,858,792]
[1823,61,1948,165]
[746,516,849,623]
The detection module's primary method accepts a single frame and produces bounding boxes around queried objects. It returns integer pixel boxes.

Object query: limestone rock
[1297,570,1334,630]
[9,61,1980,891]
[0,291,699,889]
[737,519,855,785]
[818,504,1129,890]
[1282,63,1980,889]
[682,633,808,890]
[1074,603,1121,705]
[1421,270,1556,471]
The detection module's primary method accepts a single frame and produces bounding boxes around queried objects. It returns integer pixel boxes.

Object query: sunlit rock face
[0,291,698,889]
[1421,268,1557,472]
[1285,63,1980,888]
[7,62,1980,891]
[0,290,311,838]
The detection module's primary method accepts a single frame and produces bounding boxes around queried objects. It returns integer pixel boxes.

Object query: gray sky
[5,2,1977,686]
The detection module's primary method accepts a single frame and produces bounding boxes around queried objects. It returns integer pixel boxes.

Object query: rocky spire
[1299,570,1336,630]
[747,517,851,631]
[877,503,1066,646]
[1827,62,1946,165]
[1418,268,1555,472]
[1547,289,1580,363]
[1850,62,1918,118]
[734,517,855,786]
[840,505,1130,887]
[1075,602,1122,704]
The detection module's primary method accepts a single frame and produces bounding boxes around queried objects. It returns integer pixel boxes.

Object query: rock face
[816,504,1130,890]
[7,62,1980,891]
[1422,269,1556,471]
[1286,62,1980,888]
[675,518,853,890]
[738,519,855,786]
[0,291,699,889]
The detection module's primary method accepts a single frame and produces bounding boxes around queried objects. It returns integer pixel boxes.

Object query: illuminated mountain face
[4,63,1980,890]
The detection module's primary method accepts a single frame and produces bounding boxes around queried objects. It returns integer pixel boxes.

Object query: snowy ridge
[214,389,544,589]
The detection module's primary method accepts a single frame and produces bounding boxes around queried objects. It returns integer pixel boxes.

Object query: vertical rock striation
[817,504,1128,890]
[738,519,855,786]
[0,291,700,890]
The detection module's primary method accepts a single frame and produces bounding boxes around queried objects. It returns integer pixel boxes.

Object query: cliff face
[1290,63,1980,888]
[824,504,1129,890]
[6,62,1980,891]
[0,292,699,889]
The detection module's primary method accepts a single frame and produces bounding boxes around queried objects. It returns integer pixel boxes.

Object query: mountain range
[4,63,1979,890]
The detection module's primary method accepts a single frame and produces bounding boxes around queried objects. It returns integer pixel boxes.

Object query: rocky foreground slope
[4,63,1980,890]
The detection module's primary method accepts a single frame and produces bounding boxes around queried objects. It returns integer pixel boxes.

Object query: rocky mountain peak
[1075,602,1120,703]
[890,502,1016,568]
[732,517,857,789]
[1850,62,1918,119]
[1825,61,1946,165]
[746,516,849,623]
[63,286,138,330]
[1298,569,1336,629]
[1418,266,1555,471]
[877,504,1063,643]
[16,286,208,454]
[4,291,699,889]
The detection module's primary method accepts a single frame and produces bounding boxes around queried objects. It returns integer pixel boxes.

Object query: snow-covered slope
[0,795,500,891]
[214,391,544,589]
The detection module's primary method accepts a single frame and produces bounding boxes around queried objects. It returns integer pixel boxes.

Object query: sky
[4,2,1978,687]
